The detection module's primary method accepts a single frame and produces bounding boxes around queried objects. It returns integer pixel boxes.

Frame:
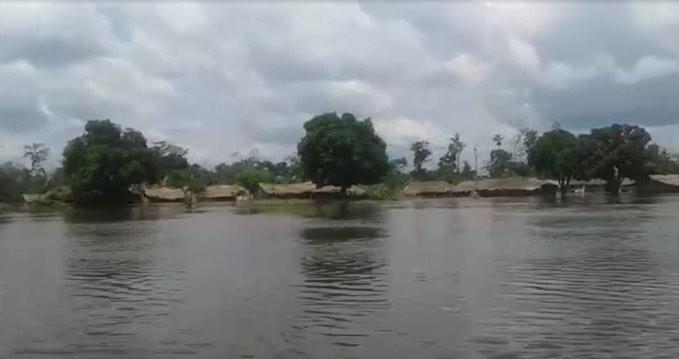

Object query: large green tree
[487,134,513,178]
[297,112,389,194]
[437,144,457,180]
[578,124,652,193]
[62,119,155,202]
[528,129,579,196]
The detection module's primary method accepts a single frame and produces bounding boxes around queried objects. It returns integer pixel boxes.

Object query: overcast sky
[1,1,679,168]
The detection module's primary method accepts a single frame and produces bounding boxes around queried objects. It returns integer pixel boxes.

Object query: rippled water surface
[2,195,679,358]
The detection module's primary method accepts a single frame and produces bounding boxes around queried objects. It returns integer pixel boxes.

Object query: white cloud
[508,36,541,72]
[446,54,490,83]
[614,56,679,84]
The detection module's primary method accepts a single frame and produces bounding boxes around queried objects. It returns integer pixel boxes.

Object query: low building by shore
[402,181,454,197]
[144,186,186,202]
[646,175,679,193]
[452,177,557,197]
[256,182,365,199]
[144,184,246,202]
[202,185,245,201]
[404,178,557,197]
[257,182,316,199]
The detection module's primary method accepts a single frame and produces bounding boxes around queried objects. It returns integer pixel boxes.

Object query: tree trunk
[606,176,622,195]
[561,176,571,197]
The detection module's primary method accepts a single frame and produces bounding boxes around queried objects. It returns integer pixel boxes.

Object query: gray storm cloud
[0,1,678,166]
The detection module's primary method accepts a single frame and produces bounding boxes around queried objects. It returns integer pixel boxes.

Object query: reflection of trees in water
[294,224,390,347]
[63,216,186,355]
[475,202,679,358]
[61,204,189,224]
[233,201,386,222]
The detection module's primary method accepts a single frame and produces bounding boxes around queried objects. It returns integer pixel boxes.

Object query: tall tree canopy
[297,112,389,193]
[63,119,155,202]
[578,124,652,193]
[528,129,579,195]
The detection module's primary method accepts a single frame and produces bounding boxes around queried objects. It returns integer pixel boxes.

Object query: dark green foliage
[410,140,432,180]
[522,130,539,155]
[236,168,273,193]
[437,145,457,178]
[214,155,301,185]
[0,162,32,202]
[148,141,189,183]
[63,119,156,202]
[487,148,513,178]
[528,129,579,194]
[297,112,389,192]
[645,144,679,175]
[460,161,475,180]
[578,124,652,193]
[165,168,206,193]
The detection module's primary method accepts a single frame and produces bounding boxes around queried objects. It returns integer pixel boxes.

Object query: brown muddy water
[1,195,679,358]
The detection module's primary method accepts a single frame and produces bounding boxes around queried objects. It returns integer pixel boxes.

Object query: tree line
[1,113,677,203]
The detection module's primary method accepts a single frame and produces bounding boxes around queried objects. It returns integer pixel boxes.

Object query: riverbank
[8,174,679,212]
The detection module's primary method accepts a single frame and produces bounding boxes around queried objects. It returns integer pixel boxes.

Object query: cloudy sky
[1,1,679,167]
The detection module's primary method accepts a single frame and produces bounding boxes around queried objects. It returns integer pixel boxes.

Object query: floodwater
[1,195,679,358]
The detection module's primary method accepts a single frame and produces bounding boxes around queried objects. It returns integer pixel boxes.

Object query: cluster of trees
[400,123,679,196]
[0,143,53,202]
[529,124,679,195]
[59,119,305,202]
[2,113,678,203]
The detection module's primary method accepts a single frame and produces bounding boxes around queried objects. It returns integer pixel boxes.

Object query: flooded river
[1,195,679,358]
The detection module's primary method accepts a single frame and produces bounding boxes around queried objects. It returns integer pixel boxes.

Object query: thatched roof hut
[257,182,367,199]
[313,185,367,197]
[257,182,316,199]
[646,174,679,192]
[202,185,244,201]
[451,177,555,197]
[22,194,42,203]
[402,181,454,197]
[144,186,186,202]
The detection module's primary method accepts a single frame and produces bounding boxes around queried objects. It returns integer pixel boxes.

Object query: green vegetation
[236,168,272,194]
[62,120,155,203]
[2,112,679,207]
[297,112,390,195]
[528,129,579,195]
[409,140,432,180]
[578,124,652,193]
[165,169,206,194]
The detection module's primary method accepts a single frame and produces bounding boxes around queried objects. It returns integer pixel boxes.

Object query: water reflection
[471,200,679,358]
[62,213,187,357]
[3,198,679,358]
[61,204,189,224]
[295,224,390,348]
[234,201,385,222]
